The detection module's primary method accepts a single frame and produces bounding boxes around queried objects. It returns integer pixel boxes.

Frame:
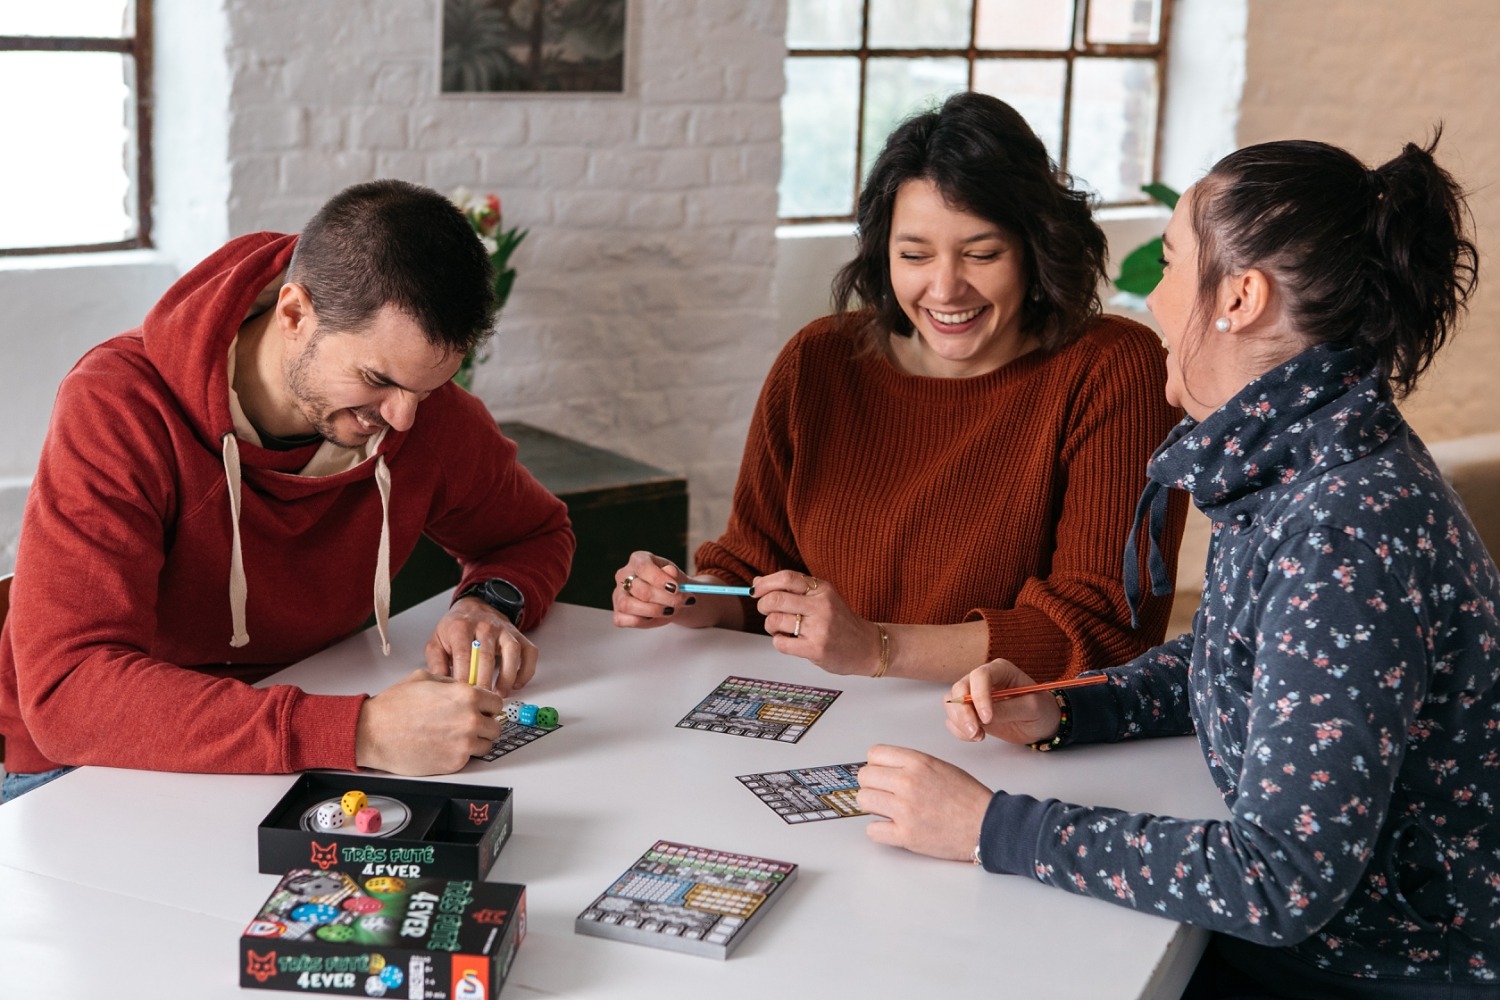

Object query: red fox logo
[245,950,277,983]
[471,908,509,925]
[309,841,338,870]
[468,803,490,824]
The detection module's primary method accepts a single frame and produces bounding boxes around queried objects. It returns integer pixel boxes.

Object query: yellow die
[341,790,368,816]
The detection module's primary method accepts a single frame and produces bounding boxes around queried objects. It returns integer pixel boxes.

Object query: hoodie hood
[142,232,294,454]
[1124,343,1401,624]
[138,231,398,651]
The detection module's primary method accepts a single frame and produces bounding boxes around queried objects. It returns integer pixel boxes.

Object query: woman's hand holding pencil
[944,660,1078,746]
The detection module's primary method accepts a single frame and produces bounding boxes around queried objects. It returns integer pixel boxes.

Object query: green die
[535,706,559,729]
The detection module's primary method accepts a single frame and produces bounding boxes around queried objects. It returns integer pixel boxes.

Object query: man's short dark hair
[287,179,496,355]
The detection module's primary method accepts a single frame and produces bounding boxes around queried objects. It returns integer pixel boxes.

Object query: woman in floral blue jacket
[857,134,1496,999]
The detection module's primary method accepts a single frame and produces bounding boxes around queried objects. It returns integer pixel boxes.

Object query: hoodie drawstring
[373,455,392,655]
[1122,478,1175,629]
[219,436,393,655]
[221,434,250,648]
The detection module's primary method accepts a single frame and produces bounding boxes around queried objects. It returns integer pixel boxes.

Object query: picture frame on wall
[440,0,628,94]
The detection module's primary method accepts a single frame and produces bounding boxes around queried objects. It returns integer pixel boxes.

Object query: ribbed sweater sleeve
[695,313,1185,679]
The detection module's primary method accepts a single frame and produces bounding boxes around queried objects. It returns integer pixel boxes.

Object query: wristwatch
[457,578,526,628]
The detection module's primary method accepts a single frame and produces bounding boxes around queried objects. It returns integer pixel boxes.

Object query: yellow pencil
[468,639,481,686]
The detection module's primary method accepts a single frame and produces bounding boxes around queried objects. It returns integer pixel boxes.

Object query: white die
[314,802,346,830]
[503,702,522,722]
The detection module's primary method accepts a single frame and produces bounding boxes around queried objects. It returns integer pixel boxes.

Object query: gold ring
[622,575,636,595]
[792,613,802,638]
[806,576,820,595]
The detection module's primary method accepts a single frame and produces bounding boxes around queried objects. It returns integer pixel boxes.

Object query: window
[0,1,153,255]
[781,0,1169,222]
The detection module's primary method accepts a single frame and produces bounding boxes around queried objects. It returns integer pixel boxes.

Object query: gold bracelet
[872,623,890,678]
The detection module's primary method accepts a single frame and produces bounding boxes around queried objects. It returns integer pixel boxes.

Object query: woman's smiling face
[887,177,1030,378]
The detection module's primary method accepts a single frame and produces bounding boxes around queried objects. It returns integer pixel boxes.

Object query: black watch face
[485,579,523,605]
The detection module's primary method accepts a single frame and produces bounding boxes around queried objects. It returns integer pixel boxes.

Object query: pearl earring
[1214,317,1231,333]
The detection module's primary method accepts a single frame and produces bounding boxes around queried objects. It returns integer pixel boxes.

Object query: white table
[0,598,1227,999]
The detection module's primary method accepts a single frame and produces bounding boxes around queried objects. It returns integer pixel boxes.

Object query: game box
[259,773,513,882]
[576,840,797,959]
[241,868,525,998]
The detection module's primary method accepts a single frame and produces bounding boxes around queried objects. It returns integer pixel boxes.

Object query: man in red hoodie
[0,180,575,801]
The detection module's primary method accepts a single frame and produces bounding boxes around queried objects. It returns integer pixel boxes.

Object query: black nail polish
[664,581,678,593]
[686,596,697,606]
[748,587,756,597]
[662,606,675,616]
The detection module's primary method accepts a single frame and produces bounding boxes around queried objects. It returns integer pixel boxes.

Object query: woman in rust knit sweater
[613,92,1186,684]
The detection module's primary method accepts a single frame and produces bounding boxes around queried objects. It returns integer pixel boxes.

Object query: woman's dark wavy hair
[831,91,1107,353]
[287,179,496,356]
[1189,130,1478,399]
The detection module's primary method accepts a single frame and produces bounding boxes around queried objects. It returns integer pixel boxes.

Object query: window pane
[975,0,1074,50]
[868,0,972,49]
[0,0,131,38]
[973,59,1066,163]
[787,0,862,49]
[1086,0,1160,44]
[0,52,134,249]
[780,58,861,218]
[1067,58,1158,202]
[862,58,968,181]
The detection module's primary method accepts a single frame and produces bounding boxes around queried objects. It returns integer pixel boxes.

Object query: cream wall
[1240,0,1499,442]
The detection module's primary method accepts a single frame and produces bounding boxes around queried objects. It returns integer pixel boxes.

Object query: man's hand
[856,744,993,862]
[355,669,505,775]
[427,597,537,696]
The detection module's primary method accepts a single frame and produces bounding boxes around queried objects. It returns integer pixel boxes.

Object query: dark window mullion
[781,0,1172,223]
[0,35,133,53]
[134,0,154,248]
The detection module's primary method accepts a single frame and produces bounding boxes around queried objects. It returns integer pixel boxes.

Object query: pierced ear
[1223,269,1271,330]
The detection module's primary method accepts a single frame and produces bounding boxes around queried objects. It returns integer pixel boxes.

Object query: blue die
[380,966,404,988]
[290,902,339,925]
[517,703,538,726]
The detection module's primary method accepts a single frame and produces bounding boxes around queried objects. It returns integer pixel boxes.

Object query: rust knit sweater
[694,312,1187,681]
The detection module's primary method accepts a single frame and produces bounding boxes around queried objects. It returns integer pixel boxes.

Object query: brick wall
[217,0,786,559]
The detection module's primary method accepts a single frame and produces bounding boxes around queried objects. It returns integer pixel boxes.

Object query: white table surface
[0,598,1228,999]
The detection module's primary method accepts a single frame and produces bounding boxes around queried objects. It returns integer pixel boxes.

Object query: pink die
[355,806,383,833]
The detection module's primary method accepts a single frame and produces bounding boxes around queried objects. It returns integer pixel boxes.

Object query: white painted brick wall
[219,0,786,562]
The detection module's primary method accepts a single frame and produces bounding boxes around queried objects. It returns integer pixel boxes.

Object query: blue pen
[678,582,754,596]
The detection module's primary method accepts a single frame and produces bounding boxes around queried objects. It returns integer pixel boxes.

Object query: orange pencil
[946,672,1109,705]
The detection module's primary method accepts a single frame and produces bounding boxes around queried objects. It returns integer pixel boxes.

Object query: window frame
[0,0,154,256]
[783,0,1173,224]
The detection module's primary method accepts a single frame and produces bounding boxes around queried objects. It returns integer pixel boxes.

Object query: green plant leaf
[494,268,517,311]
[1141,182,1179,209]
[1114,237,1165,295]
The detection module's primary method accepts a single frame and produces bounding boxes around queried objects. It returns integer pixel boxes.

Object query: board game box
[241,867,525,998]
[575,841,797,959]
[259,773,512,883]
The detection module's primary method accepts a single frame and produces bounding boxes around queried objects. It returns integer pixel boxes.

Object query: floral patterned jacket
[980,344,1500,984]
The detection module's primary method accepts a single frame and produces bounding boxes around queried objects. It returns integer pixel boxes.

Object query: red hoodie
[0,233,574,775]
